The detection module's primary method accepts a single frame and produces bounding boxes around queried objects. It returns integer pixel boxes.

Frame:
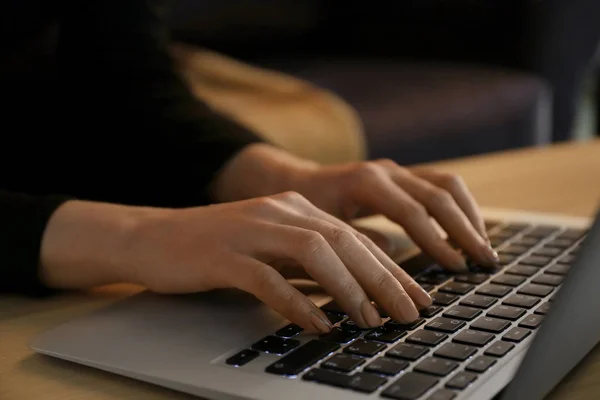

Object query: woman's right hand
[122,191,432,333]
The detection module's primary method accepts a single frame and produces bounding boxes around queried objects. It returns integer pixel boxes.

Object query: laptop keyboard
[225,221,587,399]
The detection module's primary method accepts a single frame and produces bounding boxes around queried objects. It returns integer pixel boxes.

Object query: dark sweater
[0,0,263,295]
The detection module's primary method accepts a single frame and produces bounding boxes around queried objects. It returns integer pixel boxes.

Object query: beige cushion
[169,43,366,164]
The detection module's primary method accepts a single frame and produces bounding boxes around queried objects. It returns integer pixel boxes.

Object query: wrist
[210,143,319,202]
[39,200,162,289]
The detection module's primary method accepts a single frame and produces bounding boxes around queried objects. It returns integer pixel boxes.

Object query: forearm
[39,200,156,289]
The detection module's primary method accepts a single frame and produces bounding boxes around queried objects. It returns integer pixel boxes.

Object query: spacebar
[265,340,340,376]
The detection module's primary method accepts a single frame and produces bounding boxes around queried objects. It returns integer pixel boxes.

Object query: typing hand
[213,144,499,272]
[123,192,432,331]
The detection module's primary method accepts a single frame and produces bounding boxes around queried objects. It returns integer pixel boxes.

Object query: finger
[282,203,432,314]
[232,256,332,333]
[382,167,498,266]
[412,168,488,241]
[280,214,421,323]
[244,221,380,328]
[347,165,468,271]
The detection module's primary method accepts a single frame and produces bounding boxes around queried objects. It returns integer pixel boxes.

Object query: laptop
[31,207,600,400]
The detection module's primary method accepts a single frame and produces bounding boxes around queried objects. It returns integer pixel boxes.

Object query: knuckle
[252,196,279,211]
[352,162,383,181]
[428,188,454,209]
[299,231,328,254]
[371,272,392,293]
[438,173,464,191]
[250,268,279,293]
[329,228,357,248]
[374,158,397,168]
[401,201,428,220]
[274,191,306,204]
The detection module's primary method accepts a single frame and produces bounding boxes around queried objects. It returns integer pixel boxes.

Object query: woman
[1,0,498,334]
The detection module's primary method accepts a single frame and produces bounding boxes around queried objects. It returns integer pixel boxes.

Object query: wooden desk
[2,139,600,400]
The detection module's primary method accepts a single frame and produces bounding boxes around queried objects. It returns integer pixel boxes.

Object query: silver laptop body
[30,208,599,400]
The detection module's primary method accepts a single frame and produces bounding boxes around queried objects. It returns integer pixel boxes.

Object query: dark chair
[168,1,552,164]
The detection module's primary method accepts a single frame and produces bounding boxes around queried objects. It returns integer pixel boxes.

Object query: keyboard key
[420,283,435,292]
[491,274,526,287]
[557,229,586,240]
[485,341,515,357]
[414,357,459,377]
[487,305,527,321]
[445,371,477,390]
[453,329,494,346]
[503,294,541,309]
[432,292,460,306]
[425,317,466,333]
[344,339,386,357]
[252,335,300,355]
[381,372,439,400]
[559,254,576,264]
[386,318,426,331]
[365,327,407,343]
[406,330,448,346]
[520,255,552,267]
[454,273,490,284]
[341,320,370,331]
[500,244,529,256]
[387,343,429,361]
[517,284,554,297]
[427,389,457,400]
[321,353,365,372]
[533,247,563,258]
[460,295,498,309]
[321,300,346,315]
[526,226,559,238]
[490,237,507,248]
[466,355,497,373]
[506,264,540,277]
[418,271,453,285]
[519,314,544,329]
[303,369,387,393]
[534,302,551,315]
[324,311,345,324]
[320,327,361,344]
[490,230,515,240]
[515,236,541,246]
[420,305,444,318]
[364,357,409,376]
[471,316,511,333]
[476,284,512,298]
[485,220,501,231]
[434,343,477,361]
[545,238,574,249]
[497,253,517,266]
[275,324,303,338]
[546,263,570,275]
[439,282,475,295]
[226,349,259,366]
[266,340,339,376]
[532,274,564,286]
[503,327,532,343]
[443,306,482,321]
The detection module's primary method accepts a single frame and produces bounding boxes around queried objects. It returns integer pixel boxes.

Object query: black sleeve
[0,190,70,296]
[47,0,264,207]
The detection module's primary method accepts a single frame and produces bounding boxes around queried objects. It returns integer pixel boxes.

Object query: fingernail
[361,300,382,328]
[482,245,500,266]
[310,311,333,333]
[415,286,433,307]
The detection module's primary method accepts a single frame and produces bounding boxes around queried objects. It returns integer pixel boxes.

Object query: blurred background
[165,0,600,165]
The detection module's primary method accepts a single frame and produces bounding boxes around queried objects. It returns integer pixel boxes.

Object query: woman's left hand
[212,144,499,272]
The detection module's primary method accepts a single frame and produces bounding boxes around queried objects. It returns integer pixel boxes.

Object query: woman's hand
[212,144,498,272]
[40,195,432,333]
